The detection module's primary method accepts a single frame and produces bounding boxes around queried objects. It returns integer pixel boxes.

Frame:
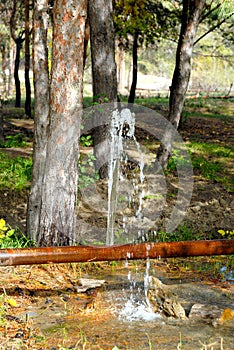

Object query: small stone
[147,276,187,319]
[75,278,106,293]
[189,303,234,326]
[191,205,201,212]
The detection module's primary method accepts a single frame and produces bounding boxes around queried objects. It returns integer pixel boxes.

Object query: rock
[147,276,187,319]
[75,278,106,293]
[188,303,234,326]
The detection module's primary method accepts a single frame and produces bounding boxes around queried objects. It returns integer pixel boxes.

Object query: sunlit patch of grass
[188,142,234,158]
[0,151,32,190]
[0,133,29,148]
[187,142,234,191]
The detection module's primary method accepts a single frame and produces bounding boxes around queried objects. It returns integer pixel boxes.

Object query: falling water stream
[106,107,145,246]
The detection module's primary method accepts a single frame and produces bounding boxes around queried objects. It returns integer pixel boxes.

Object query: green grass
[0,151,32,190]
[167,141,234,191]
[0,218,35,248]
[0,133,29,148]
[141,222,202,244]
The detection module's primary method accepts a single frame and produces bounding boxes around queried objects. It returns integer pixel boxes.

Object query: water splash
[118,261,161,322]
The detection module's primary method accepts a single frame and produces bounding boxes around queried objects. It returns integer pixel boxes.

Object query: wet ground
[0,102,233,348]
[0,260,233,349]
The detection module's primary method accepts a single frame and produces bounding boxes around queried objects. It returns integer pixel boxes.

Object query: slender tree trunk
[8,40,15,97]
[116,41,126,95]
[0,100,4,142]
[156,0,206,169]
[89,0,117,178]
[27,0,50,242]
[37,0,88,246]
[128,30,138,104]
[24,0,31,118]
[1,44,7,99]
[14,39,22,108]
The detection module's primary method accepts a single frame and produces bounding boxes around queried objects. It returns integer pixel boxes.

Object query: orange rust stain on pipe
[0,240,233,266]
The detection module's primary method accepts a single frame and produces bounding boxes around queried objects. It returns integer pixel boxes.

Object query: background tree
[156,0,206,169]
[10,0,25,108]
[27,0,50,241]
[114,0,180,103]
[156,0,234,169]
[27,0,88,246]
[24,0,32,118]
[0,0,15,99]
[89,0,118,178]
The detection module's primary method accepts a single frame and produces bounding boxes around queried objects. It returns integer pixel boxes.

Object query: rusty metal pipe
[0,240,233,266]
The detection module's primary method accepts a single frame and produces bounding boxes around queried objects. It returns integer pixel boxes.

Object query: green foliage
[114,0,180,46]
[167,149,192,173]
[0,133,27,148]
[80,134,93,147]
[0,151,32,190]
[0,218,35,248]
[191,154,222,180]
[218,229,234,239]
[140,223,201,243]
[78,153,98,189]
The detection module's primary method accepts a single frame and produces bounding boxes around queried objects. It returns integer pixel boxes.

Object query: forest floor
[0,97,233,349]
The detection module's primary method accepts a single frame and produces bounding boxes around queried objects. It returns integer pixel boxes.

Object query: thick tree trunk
[24,0,31,118]
[89,0,117,178]
[27,0,50,242]
[156,0,206,169]
[128,31,138,104]
[37,0,88,246]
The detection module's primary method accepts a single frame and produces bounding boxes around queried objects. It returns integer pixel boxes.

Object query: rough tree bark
[156,0,206,169]
[24,0,31,118]
[27,0,50,242]
[36,0,88,246]
[128,30,138,104]
[89,0,117,178]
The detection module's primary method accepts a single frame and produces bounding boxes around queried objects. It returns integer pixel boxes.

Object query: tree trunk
[1,44,7,99]
[116,40,126,94]
[27,0,50,242]
[156,0,206,169]
[128,31,138,104]
[0,100,4,142]
[89,0,117,178]
[8,40,15,97]
[14,39,22,108]
[36,0,88,246]
[24,0,31,118]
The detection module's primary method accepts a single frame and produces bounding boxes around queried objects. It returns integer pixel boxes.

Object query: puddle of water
[24,266,234,350]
